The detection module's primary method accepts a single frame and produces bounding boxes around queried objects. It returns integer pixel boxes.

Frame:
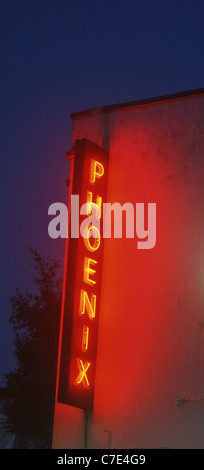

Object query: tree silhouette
[2,247,62,448]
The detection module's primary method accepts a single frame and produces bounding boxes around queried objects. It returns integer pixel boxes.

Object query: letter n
[80,290,96,319]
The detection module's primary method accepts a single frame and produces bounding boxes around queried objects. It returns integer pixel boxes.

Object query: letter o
[84,225,101,252]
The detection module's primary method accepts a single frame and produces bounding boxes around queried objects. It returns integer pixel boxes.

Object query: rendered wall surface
[52,93,204,449]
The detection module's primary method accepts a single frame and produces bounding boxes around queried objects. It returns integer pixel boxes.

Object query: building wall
[53,93,204,449]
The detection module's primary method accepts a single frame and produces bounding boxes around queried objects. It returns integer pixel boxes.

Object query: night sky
[1,0,204,382]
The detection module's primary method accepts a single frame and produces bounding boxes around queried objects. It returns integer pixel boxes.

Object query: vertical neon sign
[58,139,109,409]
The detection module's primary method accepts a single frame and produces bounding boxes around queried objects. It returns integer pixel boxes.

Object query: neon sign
[57,139,109,409]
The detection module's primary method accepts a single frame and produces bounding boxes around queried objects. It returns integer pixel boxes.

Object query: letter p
[90,160,104,183]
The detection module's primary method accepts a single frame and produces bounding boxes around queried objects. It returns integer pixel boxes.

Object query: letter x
[75,358,91,389]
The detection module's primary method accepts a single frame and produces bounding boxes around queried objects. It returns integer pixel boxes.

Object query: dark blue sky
[1,0,204,381]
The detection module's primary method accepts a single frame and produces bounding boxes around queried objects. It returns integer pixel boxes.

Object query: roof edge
[70,87,204,120]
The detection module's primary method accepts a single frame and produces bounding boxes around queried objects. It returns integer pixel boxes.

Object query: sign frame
[57,138,109,409]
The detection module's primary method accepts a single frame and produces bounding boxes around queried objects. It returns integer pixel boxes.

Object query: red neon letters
[57,139,109,409]
[74,159,105,390]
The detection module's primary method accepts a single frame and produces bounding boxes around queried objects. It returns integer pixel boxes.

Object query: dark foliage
[2,248,62,448]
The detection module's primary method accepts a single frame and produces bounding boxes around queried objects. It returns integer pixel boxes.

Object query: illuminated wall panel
[53,90,204,449]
